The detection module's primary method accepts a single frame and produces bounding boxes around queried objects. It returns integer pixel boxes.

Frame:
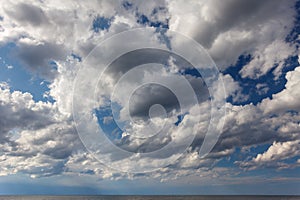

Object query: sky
[0,0,300,195]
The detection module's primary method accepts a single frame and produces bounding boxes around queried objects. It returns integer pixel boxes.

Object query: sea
[0,196,299,200]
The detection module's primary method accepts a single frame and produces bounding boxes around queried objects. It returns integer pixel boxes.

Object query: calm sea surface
[0,196,299,200]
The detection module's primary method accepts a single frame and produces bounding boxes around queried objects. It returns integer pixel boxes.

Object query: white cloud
[260,66,300,114]
[240,40,296,79]
[0,83,82,177]
[254,140,300,163]
[0,84,57,141]
[238,140,300,170]
[167,0,297,72]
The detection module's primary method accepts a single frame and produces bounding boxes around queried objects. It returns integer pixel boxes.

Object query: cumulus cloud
[0,83,82,177]
[254,140,300,163]
[211,63,300,163]
[260,66,300,114]
[238,140,300,170]
[168,0,297,72]
[0,84,57,142]
[240,40,296,79]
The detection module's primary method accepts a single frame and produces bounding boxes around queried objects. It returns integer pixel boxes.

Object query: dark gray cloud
[129,83,180,119]
[193,0,294,48]
[16,42,67,79]
[105,48,210,118]
[5,3,48,26]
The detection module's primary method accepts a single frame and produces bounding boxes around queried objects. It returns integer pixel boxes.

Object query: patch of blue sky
[48,60,58,71]
[156,27,172,50]
[79,169,95,175]
[272,167,300,178]
[216,144,271,168]
[0,43,53,102]
[224,1,300,106]
[136,13,169,29]
[217,141,300,172]
[71,53,82,62]
[246,143,273,156]
[151,6,167,16]
[122,1,133,10]
[135,8,171,49]
[94,104,123,141]
[224,54,299,106]
[181,67,206,78]
[285,0,300,44]
[92,16,112,33]
[282,155,300,165]
[95,100,185,136]
[174,113,186,126]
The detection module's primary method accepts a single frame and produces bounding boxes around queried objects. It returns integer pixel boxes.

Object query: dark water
[0,196,299,200]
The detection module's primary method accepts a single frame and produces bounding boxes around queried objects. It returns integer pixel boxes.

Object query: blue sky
[0,43,52,102]
[0,0,299,195]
